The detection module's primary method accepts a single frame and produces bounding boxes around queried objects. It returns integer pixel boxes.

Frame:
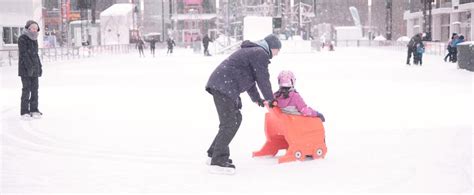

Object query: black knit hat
[264,34,281,49]
[25,20,40,32]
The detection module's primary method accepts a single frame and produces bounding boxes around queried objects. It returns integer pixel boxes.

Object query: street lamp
[385,0,392,40]
[422,0,433,41]
[368,0,372,40]
[162,0,165,41]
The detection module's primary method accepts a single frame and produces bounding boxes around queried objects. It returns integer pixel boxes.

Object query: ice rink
[1,47,472,194]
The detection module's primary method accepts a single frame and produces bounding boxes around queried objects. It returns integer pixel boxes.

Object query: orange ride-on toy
[253,104,327,163]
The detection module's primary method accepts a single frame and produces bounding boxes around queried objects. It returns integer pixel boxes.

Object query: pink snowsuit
[274,89,318,117]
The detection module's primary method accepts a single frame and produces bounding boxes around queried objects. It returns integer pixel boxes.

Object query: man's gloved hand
[316,111,325,122]
[255,99,265,107]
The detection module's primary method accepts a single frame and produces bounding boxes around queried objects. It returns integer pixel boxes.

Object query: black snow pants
[20,76,39,115]
[406,47,415,65]
[203,45,209,56]
[207,89,242,165]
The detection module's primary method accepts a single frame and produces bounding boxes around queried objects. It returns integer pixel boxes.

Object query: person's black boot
[209,161,236,175]
[206,157,232,165]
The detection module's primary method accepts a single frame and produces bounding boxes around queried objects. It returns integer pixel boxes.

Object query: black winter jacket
[18,34,42,77]
[205,40,273,102]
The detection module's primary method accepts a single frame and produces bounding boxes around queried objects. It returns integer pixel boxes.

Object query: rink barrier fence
[0,41,453,67]
[332,40,449,56]
[0,44,134,67]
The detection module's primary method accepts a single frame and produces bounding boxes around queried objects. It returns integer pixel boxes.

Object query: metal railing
[333,40,449,56]
[0,44,135,67]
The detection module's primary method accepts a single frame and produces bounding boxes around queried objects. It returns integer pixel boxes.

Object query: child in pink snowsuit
[274,70,325,122]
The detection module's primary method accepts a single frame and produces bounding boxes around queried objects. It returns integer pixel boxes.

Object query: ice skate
[21,114,33,121]
[208,162,236,175]
[205,157,232,166]
[31,111,42,119]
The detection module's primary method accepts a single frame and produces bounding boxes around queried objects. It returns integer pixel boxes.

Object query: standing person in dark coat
[149,38,157,57]
[166,37,176,54]
[136,38,145,57]
[205,34,282,174]
[444,33,458,62]
[451,35,465,63]
[202,34,212,56]
[406,33,423,65]
[18,20,43,120]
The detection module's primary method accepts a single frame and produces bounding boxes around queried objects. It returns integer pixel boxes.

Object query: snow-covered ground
[1,47,472,194]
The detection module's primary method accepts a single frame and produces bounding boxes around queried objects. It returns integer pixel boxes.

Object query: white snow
[1,47,472,194]
[458,41,474,46]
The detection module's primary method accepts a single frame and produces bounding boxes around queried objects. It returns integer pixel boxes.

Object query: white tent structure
[373,35,387,41]
[397,36,410,42]
[243,16,272,42]
[100,4,134,45]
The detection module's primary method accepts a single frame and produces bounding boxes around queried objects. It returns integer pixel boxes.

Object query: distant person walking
[406,33,423,65]
[18,20,43,120]
[166,37,176,54]
[444,33,458,62]
[149,38,157,57]
[451,35,465,63]
[413,42,425,66]
[202,34,212,56]
[136,38,145,57]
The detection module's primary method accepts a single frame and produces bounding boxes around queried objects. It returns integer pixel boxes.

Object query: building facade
[314,0,406,40]
[404,0,473,42]
[1,0,44,49]
[173,0,217,43]
[143,0,172,41]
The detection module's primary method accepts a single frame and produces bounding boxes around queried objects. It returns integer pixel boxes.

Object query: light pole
[162,0,165,42]
[422,0,433,41]
[385,0,392,40]
[368,0,372,40]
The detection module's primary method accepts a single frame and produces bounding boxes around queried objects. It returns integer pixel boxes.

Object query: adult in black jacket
[202,34,212,56]
[166,37,176,54]
[444,33,457,62]
[205,34,281,174]
[406,33,423,65]
[18,20,43,120]
[149,38,157,57]
[136,38,145,57]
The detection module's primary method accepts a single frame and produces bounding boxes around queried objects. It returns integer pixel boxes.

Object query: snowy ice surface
[1,47,472,194]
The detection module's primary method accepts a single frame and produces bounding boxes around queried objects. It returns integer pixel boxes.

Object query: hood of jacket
[240,40,273,59]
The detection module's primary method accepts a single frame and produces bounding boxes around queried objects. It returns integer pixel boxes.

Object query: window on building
[460,0,474,4]
[440,14,450,41]
[3,27,12,44]
[2,26,24,44]
[434,0,451,8]
[12,27,19,44]
[42,0,60,10]
[70,0,80,11]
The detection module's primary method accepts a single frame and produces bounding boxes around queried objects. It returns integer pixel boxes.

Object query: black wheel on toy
[315,148,324,157]
[294,151,302,159]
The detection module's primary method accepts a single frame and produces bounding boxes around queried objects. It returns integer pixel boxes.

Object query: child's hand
[267,100,277,108]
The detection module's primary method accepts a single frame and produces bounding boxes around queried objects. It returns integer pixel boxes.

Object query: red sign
[184,0,203,5]
[66,0,70,20]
